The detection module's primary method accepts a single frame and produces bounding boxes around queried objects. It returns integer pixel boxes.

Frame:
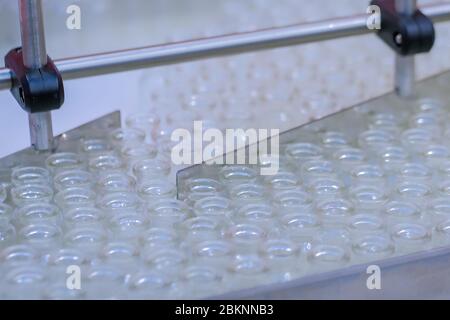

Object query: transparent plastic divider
[176,71,450,299]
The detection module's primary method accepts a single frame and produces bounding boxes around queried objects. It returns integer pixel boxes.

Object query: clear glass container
[280,212,321,249]
[194,196,232,219]
[98,191,143,212]
[421,144,449,168]
[263,170,300,190]
[397,162,432,182]
[16,203,62,227]
[101,241,139,263]
[137,178,176,202]
[125,112,161,142]
[358,129,395,152]
[132,158,171,180]
[369,112,401,134]
[219,165,258,186]
[54,187,96,209]
[315,226,352,246]
[376,145,409,172]
[140,227,179,249]
[347,214,386,238]
[272,189,313,213]
[11,184,53,206]
[148,199,191,227]
[193,239,233,269]
[401,128,435,154]
[350,164,385,186]
[414,98,445,115]
[348,185,388,210]
[395,180,432,207]
[79,138,113,155]
[11,166,51,187]
[427,197,450,224]
[300,160,336,183]
[316,198,354,225]
[227,254,269,289]
[45,152,85,173]
[390,222,432,253]
[260,238,300,280]
[120,143,158,164]
[1,244,39,266]
[88,153,124,172]
[285,143,324,165]
[384,200,421,225]
[53,169,93,192]
[320,131,349,155]
[83,264,128,299]
[109,210,149,239]
[409,112,442,134]
[96,171,136,194]
[181,216,223,243]
[229,182,265,205]
[352,233,395,262]
[109,128,146,148]
[177,265,225,298]
[235,202,275,229]
[127,270,170,300]
[307,242,350,270]
[183,178,224,205]
[143,247,187,277]
[226,223,267,251]
[307,177,344,200]
[64,226,108,256]
[5,265,48,300]
[64,206,104,228]
[46,247,86,267]
[332,148,366,172]
[19,223,62,249]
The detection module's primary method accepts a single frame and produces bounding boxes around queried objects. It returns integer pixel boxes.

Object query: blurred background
[1,0,450,157]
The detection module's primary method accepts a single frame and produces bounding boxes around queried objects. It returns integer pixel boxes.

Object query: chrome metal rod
[19,0,54,151]
[28,112,53,151]
[19,0,47,68]
[57,14,371,81]
[422,2,450,22]
[396,0,417,15]
[0,2,449,91]
[395,0,417,98]
[395,55,415,97]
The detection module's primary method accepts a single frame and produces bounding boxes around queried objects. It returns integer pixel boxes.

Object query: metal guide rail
[0,2,450,91]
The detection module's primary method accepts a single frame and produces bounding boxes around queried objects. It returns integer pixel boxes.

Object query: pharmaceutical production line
[2,0,450,299]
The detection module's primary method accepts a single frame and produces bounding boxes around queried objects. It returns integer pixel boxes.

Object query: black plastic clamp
[371,0,435,55]
[4,47,64,114]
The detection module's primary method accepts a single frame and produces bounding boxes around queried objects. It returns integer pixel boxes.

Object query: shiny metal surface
[395,0,418,98]
[19,0,54,151]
